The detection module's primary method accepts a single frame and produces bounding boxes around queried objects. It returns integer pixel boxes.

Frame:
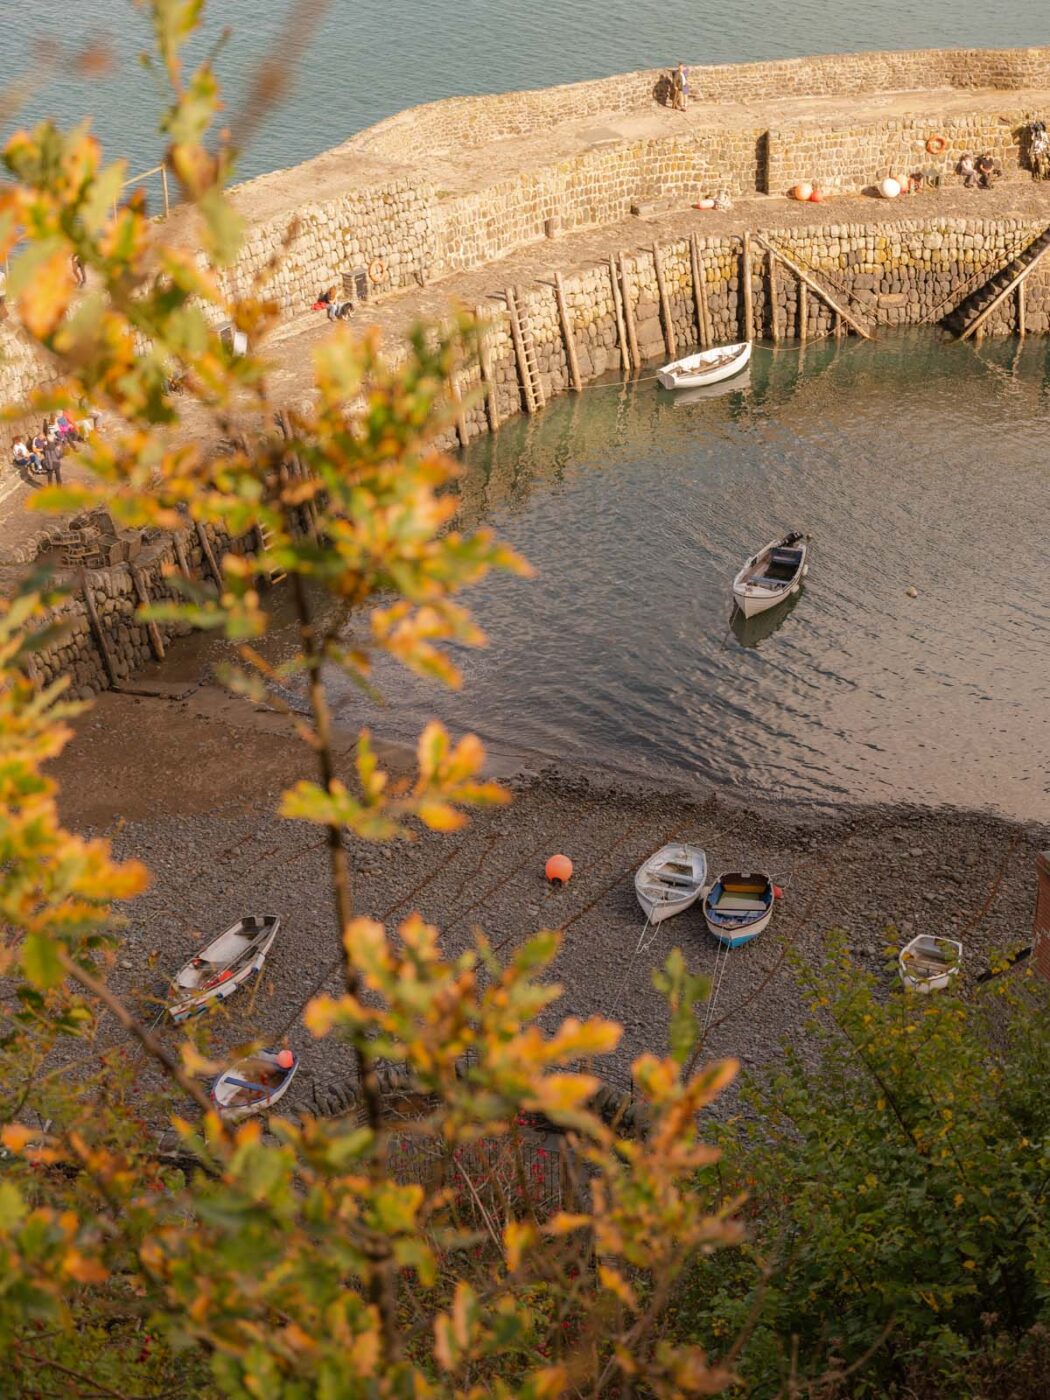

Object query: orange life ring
[368,257,387,284]
[926,134,948,155]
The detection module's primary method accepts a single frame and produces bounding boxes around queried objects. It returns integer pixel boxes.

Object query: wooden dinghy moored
[211,1048,299,1122]
[703,872,776,948]
[168,914,280,1023]
[899,934,963,993]
[635,843,708,924]
[732,531,810,619]
[657,340,752,390]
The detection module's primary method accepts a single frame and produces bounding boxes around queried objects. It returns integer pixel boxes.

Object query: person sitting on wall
[957,154,977,188]
[975,152,1001,189]
[11,436,41,474]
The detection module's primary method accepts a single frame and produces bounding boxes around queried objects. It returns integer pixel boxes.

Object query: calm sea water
[320,330,1049,820]
[5,1,1050,183]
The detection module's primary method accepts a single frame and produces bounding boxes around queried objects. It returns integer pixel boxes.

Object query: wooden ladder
[505,286,546,414]
[255,522,286,584]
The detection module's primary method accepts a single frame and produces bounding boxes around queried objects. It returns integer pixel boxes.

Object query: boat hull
[704,904,774,947]
[732,536,809,618]
[638,887,703,924]
[212,1051,299,1122]
[168,915,280,1022]
[635,843,707,924]
[658,341,751,390]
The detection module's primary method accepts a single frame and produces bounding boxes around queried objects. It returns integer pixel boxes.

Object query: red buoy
[545,854,573,885]
[276,1049,294,1070]
[773,885,784,900]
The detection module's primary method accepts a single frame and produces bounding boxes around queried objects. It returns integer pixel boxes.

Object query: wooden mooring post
[619,254,641,372]
[753,233,874,341]
[798,282,808,345]
[172,531,193,585]
[81,574,118,690]
[767,246,779,343]
[195,521,223,588]
[1018,280,1027,337]
[448,373,468,447]
[689,233,712,348]
[651,244,677,357]
[474,305,501,430]
[609,258,632,374]
[554,272,582,390]
[131,567,165,661]
[741,233,754,343]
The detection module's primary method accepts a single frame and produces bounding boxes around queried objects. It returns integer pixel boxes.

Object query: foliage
[678,933,1050,1396]
[0,4,742,1395]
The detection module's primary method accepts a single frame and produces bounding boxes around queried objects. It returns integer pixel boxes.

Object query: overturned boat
[899,934,963,993]
[211,1048,299,1122]
[168,915,280,1023]
[657,340,752,390]
[703,872,776,948]
[635,843,708,924]
[732,532,810,618]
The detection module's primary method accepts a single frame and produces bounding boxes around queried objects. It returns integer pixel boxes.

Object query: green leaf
[0,1181,26,1230]
[22,934,64,990]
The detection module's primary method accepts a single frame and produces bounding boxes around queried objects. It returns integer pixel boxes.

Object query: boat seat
[750,575,788,589]
[770,549,802,566]
[225,1077,270,1092]
[714,895,768,912]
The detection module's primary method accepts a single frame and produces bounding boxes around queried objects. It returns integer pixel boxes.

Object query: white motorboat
[899,935,963,993]
[732,531,810,618]
[168,915,280,1023]
[211,1048,299,1122]
[657,340,751,390]
[634,843,708,924]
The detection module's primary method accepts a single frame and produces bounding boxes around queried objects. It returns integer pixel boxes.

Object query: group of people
[312,286,355,321]
[11,413,86,484]
[957,152,1003,190]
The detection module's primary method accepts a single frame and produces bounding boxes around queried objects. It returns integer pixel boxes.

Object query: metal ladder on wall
[505,285,546,414]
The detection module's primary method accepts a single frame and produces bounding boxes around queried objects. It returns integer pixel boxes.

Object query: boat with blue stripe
[703,872,776,947]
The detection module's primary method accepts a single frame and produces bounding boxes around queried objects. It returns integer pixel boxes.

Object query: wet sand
[52,683,1049,1117]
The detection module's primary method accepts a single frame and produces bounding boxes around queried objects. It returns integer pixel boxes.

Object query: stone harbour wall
[349,48,1050,160]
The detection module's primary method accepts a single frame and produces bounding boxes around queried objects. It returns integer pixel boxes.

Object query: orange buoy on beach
[773,885,784,900]
[809,187,825,202]
[276,1049,294,1070]
[545,854,573,885]
[790,183,813,201]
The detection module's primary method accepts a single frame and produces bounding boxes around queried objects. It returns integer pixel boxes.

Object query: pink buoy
[276,1049,294,1070]
[545,854,573,885]
[773,885,784,900]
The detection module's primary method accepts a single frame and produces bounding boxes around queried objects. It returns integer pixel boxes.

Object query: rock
[906,586,918,597]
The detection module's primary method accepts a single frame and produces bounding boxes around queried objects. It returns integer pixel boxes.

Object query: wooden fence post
[652,244,677,357]
[619,254,641,372]
[554,273,582,391]
[609,258,632,374]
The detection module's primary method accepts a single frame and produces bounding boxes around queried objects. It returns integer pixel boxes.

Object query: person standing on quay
[673,62,689,111]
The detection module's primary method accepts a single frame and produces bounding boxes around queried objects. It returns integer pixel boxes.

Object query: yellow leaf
[504,1219,535,1271]
[18,247,75,338]
[599,1264,639,1311]
[349,1327,380,1375]
[63,1249,109,1285]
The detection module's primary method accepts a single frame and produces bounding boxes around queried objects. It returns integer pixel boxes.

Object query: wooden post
[834,308,843,339]
[448,374,468,447]
[741,233,754,343]
[651,244,677,357]
[690,233,711,348]
[609,258,632,374]
[131,567,165,661]
[173,531,193,585]
[1018,280,1026,337]
[474,305,501,430]
[619,254,641,372]
[767,246,779,343]
[753,234,873,340]
[195,520,222,588]
[798,281,808,344]
[554,273,582,391]
[81,574,118,690]
[161,164,170,217]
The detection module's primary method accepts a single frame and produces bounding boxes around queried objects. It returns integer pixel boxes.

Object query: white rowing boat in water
[657,340,751,390]
[168,915,280,1023]
[732,531,810,618]
[899,935,963,993]
[635,843,708,924]
[211,1048,299,1122]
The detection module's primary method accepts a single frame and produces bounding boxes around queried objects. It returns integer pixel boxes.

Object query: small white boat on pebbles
[899,935,963,993]
[732,532,810,619]
[211,1048,299,1122]
[657,341,752,391]
[168,915,280,1023]
[635,844,708,924]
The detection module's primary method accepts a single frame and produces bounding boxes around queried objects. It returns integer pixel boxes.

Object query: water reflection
[328,330,1050,819]
[730,587,803,649]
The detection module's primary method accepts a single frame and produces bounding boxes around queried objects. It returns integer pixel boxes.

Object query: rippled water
[5,1,1050,182]
[332,331,1050,819]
